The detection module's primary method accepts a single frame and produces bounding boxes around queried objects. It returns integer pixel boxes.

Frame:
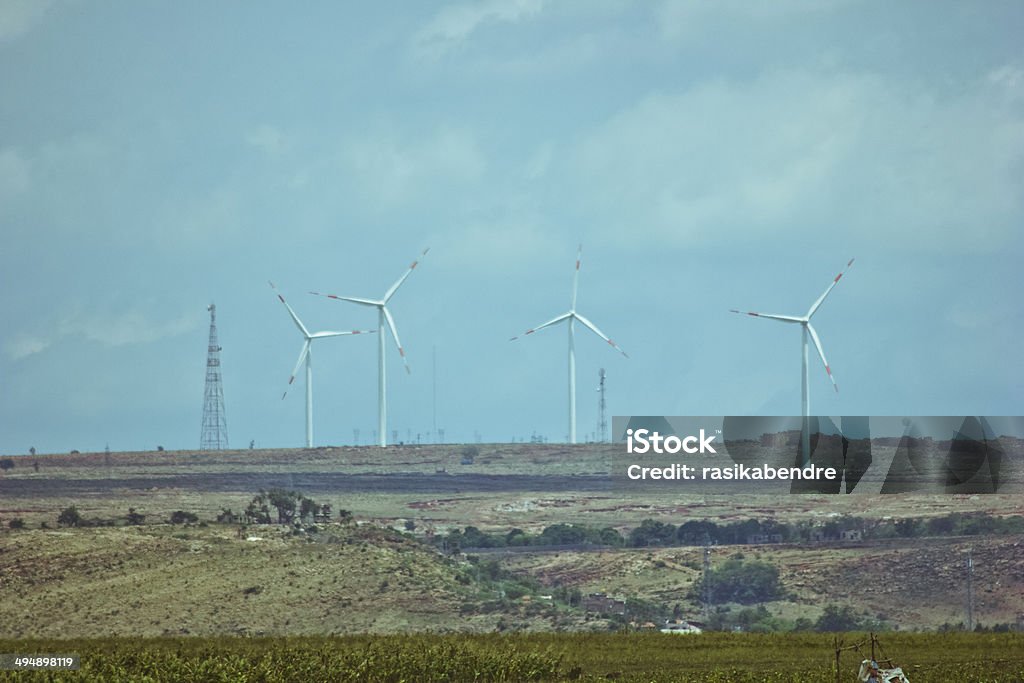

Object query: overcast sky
[2,1,1022,453]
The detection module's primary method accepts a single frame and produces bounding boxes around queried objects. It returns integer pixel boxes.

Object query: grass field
[1,633,1022,682]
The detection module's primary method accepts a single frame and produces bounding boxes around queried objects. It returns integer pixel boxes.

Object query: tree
[338,509,353,525]
[245,493,272,524]
[217,508,238,524]
[299,497,319,523]
[266,489,299,525]
[58,506,82,527]
[692,555,782,605]
[628,519,676,547]
[0,458,14,473]
[126,508,145,525]
[815,604,863,632]
[169,510,198,525]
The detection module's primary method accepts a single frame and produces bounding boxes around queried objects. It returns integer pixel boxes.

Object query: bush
[126,508,145,525]
[57,505,82,527]
[8,518,25,529]
[169,510,199,525]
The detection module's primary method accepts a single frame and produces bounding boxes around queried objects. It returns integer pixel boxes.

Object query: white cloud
[0,148,30,199]
[342,127,485,207]
[437,219,562,275]
[569,68,1024,251]
[413,0,545,59]
[245,124,288,155]
[0,0,53,42]
[656,0,854,41]
[6,310,200,360]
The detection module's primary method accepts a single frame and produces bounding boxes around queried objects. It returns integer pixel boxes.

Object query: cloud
[6,310,200,360]
[342,127,485,207]
[656,0,854,41]
[0,0,53,42]
[413,0,545,59]
[569,68,1024,252]
[0,148,30,199]
[245,124,288,155]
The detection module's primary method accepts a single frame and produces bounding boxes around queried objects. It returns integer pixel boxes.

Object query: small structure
[660,619,702,634]
[582,593,626,615]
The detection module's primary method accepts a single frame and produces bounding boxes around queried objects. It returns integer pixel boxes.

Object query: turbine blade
[509,311,572,341]
[270,281,310,338]
[310,329,376,339]
[806,323,838,392]
[383,247,430,303]
[282,341,311,400]
[729,309,804,323]
[309,292,380,307]
[806,257,855,319]
[382,306,411,374]
[571,244,582,310]
[574,313,629,358]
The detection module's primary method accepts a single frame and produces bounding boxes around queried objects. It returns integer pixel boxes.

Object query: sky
[1,0,1022,453]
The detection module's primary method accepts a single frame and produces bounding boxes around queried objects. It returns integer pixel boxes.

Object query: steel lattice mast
[200,303,229,450]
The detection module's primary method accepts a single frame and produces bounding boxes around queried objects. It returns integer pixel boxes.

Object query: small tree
[169,510,198,525]
[0,458,14,473]
[8,518,25,530]
[217,508,238,524]
[126,508,146,525]
[58,506,82,527]
[815,604,863,632]
[299,497,318,523]
[338,509,353,525]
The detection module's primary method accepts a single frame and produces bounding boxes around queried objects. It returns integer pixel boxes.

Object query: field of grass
[1,633,1022,682]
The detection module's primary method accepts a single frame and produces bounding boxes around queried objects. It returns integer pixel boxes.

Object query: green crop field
[1,633,1022,682]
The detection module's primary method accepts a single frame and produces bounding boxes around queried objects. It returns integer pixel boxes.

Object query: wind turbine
[270,281,374,448]
[511,245,628,444]
[310,248,429,447]
[730,258,855,464]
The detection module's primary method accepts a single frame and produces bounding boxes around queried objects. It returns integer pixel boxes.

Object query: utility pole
[200,304,228,450]
[432,345,437,443]
[967,547,975,631]
[597,368,607,443]
[702,542,712,622]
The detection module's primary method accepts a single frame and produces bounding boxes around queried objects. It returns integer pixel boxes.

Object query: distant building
[660,620,702,634]
[582,593,626,615]
[746,533,784,545]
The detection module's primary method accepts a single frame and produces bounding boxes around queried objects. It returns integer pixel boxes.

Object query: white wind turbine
[270,281,374,448]
[730,258,855,464]
[511,245,628,444]
[310,248,429,447]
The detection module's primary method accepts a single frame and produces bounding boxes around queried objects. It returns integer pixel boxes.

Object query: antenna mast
[200,303,229,450]
[597,368,607,443]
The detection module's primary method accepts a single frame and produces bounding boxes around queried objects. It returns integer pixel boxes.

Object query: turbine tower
[511,245,628,444]
[200,303,228,450]
[270,281,373,448]
[730,258,855,464]
[597,368,607,443]
[310,248,429,447]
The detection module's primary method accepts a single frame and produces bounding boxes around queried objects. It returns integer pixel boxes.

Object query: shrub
[169,510,199,525]
[57,506,82,527]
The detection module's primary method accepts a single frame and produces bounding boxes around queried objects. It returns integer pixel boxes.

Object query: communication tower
[200,303,229,450]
